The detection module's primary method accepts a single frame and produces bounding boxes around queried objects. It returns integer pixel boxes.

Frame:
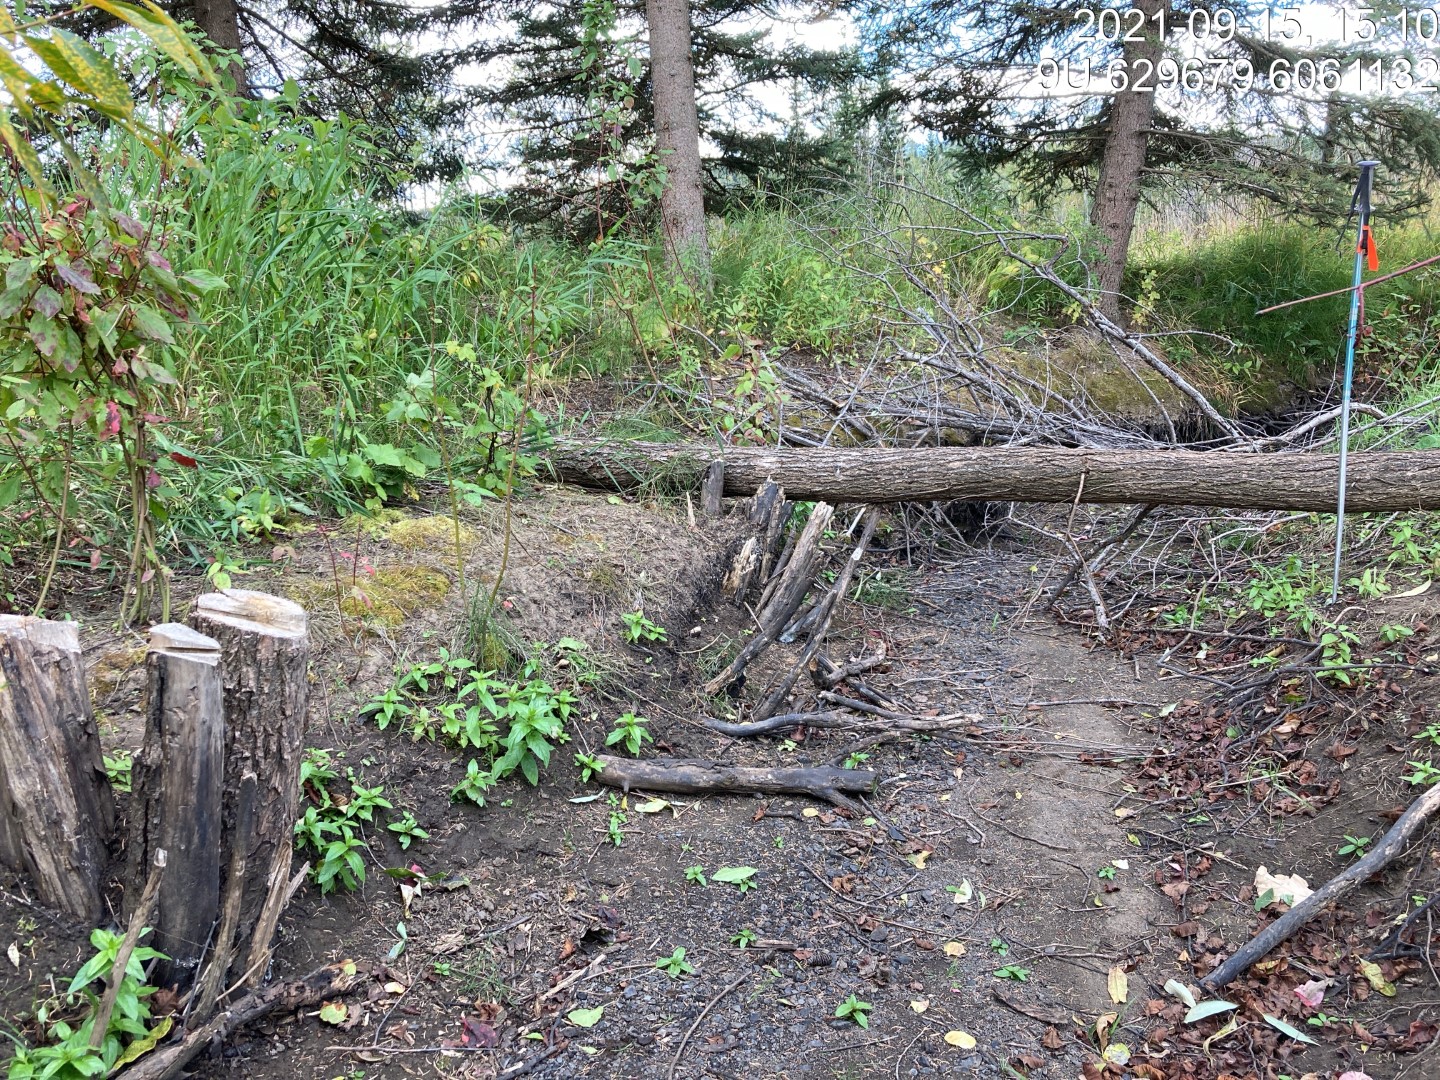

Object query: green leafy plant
[1381,623,1416,645]
[730,928,757,948]
[684,865,707,886]
[605,711,652,756]
[842,751,871,770]
[3,926,171,1079]
[833,993,872,1029]
[994,964,1031,982]
[607,810,626,847]
[621,609,667,645]
[1337,834,1372,860]
[1404,760,1440,787]
[1097,864,1117,881]
[575,752,605,783]
[989,937,1009,957]
[452,759,497,807]
[387,812,429,850]
[712,865,757,894]
[654,947,695,978]
[103,751,133,794]
[1414,723,1440,748]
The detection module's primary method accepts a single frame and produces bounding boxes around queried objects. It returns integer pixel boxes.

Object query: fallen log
[591,754,875,808]
[117,960,360,1080]
[1201,781,1440,989]
[545,442,1440,512]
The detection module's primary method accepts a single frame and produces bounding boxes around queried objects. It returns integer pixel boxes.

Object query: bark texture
[127,623,225,988]
[0,616,114,922]
[646,0,709,281]
[1089,0,1165,321]
[190,589,309,983]
[546,441,1440,512]
[191,0,249,94]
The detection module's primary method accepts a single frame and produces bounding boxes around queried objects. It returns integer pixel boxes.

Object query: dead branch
[591,754,876,809]
[1202,782,1440,989]
[118,961,360,1080]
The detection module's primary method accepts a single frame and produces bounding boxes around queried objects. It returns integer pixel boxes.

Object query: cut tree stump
[189,589,309,986]
[591,754,876,808]
[127,623,225,987]
[546,441,1440,512]
[0,616,114,922]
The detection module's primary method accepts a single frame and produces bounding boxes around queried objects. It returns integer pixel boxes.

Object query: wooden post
[700,459,725,518]
[189,590,308,985]
[0,616,114,922]
[128,623,224,987]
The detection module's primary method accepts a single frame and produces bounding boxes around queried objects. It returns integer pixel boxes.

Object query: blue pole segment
[1332,161,1379,605]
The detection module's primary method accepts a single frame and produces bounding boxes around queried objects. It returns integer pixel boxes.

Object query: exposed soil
[1,488,1437,1080]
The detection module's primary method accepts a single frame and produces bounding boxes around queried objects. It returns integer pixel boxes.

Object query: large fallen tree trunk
[545,442,1440,512]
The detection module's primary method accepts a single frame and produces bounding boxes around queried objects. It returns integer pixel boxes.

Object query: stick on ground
[1202,782,1440,989]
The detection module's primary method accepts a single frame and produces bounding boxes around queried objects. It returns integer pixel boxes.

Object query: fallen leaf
[1202,1016,1238,1051]
[908,849,931,870]
[910,999,929,1014]
[6,943,18,970]
[943,941,966,957]
[1396,579,1432,597]
[383,981,407,995]
[1293,978,1327,1009]
[461,1018,499,1047]
[1171,921,1200,938]
[1184,1000,1238,1024]
[1263,1013,1319,1044]
[1102,1042,1131,1066]
[1339,1073,1375,1080]
[1042,1025,1064,1049]
[567,1006,604,1028]
[949,879,973,905]
[1108,966,1129,1004]
[1163,979,1197,1009]
[1112,858,1129,870]
[318,1001,348,1025]
[1114,807,1136,819]
[634,798,670,814]
[943,1030,977,1049]
[802,807,820,818]
[1357,959,1397,997]
[1254,865,1313,907]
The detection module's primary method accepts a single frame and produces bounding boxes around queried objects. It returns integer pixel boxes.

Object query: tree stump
[189,590,309,984]
[128,623,225,986]
[0,616,114,922]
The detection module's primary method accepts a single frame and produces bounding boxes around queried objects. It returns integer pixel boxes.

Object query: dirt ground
[1,487,1437,1080]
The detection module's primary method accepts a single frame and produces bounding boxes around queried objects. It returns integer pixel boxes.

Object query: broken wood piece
[813,650,889,689]
[700,459,724,518]
[704,502,834,697]
[0,615,114,921]
[547,441,1440,512]
[128,623,225,988]
[190,590,309,986]
[753,509,880,720]
[1201,781,1440,989]
[116,960,360,1080]
[704,710,978,739]
[90,848,165,1049]
[193,771,257,1019]
[591,754,876,809]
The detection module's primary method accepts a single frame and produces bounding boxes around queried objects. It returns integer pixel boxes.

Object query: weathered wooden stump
[0,616,114,922]
[127,623,225,986]
[190,589,309,987]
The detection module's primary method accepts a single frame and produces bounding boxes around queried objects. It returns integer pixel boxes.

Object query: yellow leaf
[908,850,931,870]
[910,999,929,1013]
[111,1015,173,1068]
[383,981,407,995]
[1114,807,1135,819]
[48,28,134,119]
[634,798,669,814]
[801,807,820,818]
[1107,965,1129,1004]
[943,941,966,957]
[944,1030,977,1049]
[1358,960,1397,997]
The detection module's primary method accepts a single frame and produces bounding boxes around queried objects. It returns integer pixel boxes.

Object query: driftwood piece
[547,441,1440,512]
[1202,782,1440,989]
[128,623,225,988]
[813,651,888,690]
[117,960,360,1080]
[190,590,309,983]
[0,616,114,921]
[592,754,876,808]
[704,503,833,696]
[753,509,880,721]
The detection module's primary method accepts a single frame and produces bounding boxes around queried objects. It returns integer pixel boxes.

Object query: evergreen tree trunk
[191,0,249,95]
[1089,0,1164,323]
[646,0,709,285]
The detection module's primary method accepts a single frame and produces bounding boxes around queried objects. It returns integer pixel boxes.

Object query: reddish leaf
[169,451,198,468]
